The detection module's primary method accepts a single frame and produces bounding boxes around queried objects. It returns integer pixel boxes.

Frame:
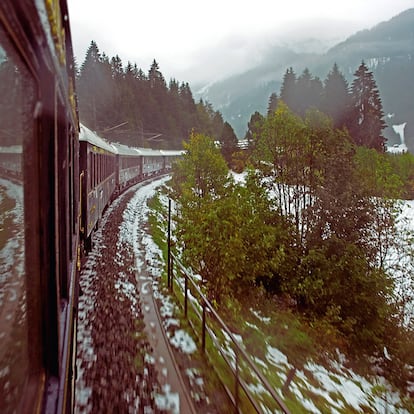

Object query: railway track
[75,177,200,413]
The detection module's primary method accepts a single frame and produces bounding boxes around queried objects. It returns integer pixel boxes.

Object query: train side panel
[118,155,142,188]
[79,125,117,248]
[112,143,143,190]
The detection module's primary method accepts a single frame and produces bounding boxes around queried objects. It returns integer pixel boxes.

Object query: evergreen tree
[322,63,351,129]
[110,55,123,80]
[195,99,214,138]
[211,111,225,140]
[267,92,278,115]
[148,59,166,89]
[123,61,143,132]
[78,43,116,129]
[245,111,265,153]
[178,82,199,137]
[136,67,147,81]
[146,60,168,132]
[220,121,238,167]
[279,67,297,110]
[349,61,386,151]
[295,68,323,117]
[77,41,104,129]
[76,41,224,149]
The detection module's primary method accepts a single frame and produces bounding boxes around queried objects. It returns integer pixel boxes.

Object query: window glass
[0,23,34,412]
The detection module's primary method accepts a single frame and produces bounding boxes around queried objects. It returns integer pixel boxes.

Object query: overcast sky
[68,0,414,85]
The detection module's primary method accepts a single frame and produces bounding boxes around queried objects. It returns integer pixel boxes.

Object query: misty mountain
[196,8,414,149]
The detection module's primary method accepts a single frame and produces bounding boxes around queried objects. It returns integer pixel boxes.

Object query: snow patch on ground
[169,329,197,354]
[155,384,179,414]
[250,308,271,324]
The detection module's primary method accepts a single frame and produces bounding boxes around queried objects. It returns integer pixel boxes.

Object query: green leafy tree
[354,147,402,268]
[171,133,287,302]
[296,119,397,351]
[234,169,290,294]
[171,132,229,202]
[253,102,307,239]
[388,152,414,199]
[171,133,237,302]
[253,104,398,351]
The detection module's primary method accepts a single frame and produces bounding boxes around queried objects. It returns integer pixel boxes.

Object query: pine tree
[179,82,198,137]
[245,111,265,152]
[77,41,116,130]
[77,41,101,129]
[220,121,238,167]
[349,62,386,151]
[280,67,297,110]
[295,68,323,117]
[146,60,168,132]
[76,41,225,149]
[148,59,166,89]
[322,63,350,129]
[267,92,278,116]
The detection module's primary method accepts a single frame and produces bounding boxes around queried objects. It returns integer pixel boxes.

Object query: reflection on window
[0,23,34,412]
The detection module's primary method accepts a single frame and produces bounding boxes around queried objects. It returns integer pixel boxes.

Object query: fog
[68,0,414,85]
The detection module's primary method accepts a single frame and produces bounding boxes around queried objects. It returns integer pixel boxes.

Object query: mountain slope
[197,9,414,147]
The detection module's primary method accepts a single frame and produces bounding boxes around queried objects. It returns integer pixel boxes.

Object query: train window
[88,151,91,190]
[0,23,35,412]
[94,153,97,186]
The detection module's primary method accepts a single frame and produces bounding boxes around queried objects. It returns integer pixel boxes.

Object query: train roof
[79,124,117,154]
[110,143,183,157]
[160,149,185,157]
[79,125,184,157]
[134,148,185,157]
[110,142,140,156]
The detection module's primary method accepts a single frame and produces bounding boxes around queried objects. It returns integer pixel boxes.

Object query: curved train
[0,1,182,413]
[79,124,182,252]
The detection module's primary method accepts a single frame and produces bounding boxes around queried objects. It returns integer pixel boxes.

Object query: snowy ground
[76,178,181,413]
[392,200,414,327]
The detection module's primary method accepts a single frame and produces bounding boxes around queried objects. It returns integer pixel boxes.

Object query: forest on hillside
[76,41,226,149]
[253,62,387,152]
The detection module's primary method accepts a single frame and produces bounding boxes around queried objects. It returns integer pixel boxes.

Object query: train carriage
[111,141,143,190]
[79,124,117,250]
[137,148,164,176]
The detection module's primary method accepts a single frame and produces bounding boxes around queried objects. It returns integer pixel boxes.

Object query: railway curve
[75,176,198,413]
